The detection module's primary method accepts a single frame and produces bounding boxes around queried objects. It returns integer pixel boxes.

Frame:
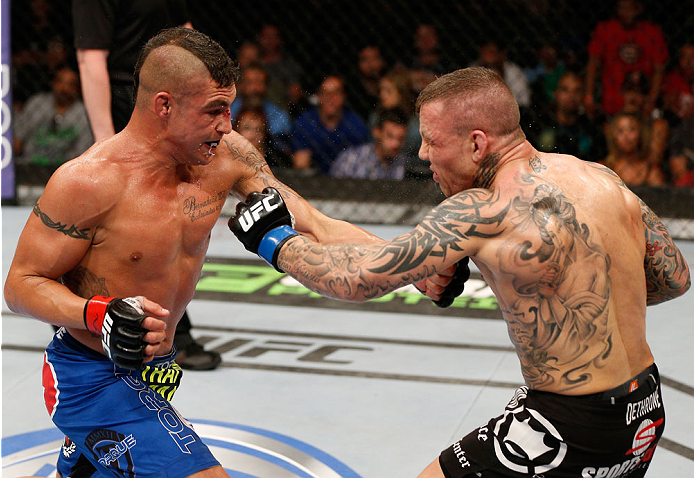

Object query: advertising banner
[1,0,15,201]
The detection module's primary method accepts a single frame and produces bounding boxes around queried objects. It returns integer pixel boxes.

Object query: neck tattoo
[473,152,501,189]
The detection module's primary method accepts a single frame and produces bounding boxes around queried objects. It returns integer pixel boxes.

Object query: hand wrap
[229,187,299,271]
[433,257,471,308]
[84,296,148,370]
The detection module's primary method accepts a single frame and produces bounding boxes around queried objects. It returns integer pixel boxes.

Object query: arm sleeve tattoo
[640,199,691,305]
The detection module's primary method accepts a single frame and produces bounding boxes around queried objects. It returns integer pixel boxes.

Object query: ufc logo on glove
[228,188,299,272]
[237,197,280,232]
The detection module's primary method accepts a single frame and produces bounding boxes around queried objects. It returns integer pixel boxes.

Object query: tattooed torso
[280,152,688,395]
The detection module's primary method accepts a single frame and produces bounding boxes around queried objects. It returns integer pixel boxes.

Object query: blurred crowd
[10,0,694,187]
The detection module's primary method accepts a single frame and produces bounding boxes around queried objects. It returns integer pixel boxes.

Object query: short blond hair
[415,67,520,136]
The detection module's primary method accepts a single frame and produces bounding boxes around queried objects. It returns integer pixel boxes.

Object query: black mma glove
[433,257,471,308]
[84,296,148,370]
[228,187,299,272]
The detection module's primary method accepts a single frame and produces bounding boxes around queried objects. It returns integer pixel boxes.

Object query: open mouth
[203,141,220,156]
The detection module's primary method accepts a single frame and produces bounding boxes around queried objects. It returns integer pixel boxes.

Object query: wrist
[84,295,115,334]
[258,225,299,272]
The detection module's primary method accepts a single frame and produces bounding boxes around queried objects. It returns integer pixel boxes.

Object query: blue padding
[258,225,298,267]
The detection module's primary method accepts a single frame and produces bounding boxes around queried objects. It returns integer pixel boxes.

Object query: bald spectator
[291,75,369,174]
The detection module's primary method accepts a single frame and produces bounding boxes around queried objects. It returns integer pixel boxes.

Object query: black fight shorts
[440,363,664,478]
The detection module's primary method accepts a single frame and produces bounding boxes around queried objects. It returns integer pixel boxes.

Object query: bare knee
[417,457,446,478]
[186,465,229,478]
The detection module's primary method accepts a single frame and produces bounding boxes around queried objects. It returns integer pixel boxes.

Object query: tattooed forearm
[640,199,691,304]
[277,189,508,301]
[279,235,437,302]
[33,203,90,240]
[61,266,109,298]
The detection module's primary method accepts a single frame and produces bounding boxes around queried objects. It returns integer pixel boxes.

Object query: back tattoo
[499,177,612,391]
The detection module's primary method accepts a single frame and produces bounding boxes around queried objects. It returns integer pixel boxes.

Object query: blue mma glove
[229,187,299,271]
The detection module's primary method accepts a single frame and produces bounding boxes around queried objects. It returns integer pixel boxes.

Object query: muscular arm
[640,199,691,305]
[76,49,114,141]
[585,162,691,304]
[226,132,379,244]
[4,167,104,327]
[276,189,507,301]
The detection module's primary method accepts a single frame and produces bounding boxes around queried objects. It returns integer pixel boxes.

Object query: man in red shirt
[663,43,694,120]
[584,0,668,117]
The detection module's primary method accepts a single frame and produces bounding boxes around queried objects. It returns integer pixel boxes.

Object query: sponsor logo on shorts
[1,421,361,477]
[84,428,136,478]
[489,387,567,475]
[580,417,664,478]
[61,437,76,458]
[121,375,196,453]
[452,441,472,469]
[625,389,660,426]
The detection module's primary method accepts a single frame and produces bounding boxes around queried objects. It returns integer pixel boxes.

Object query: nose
[218,114,232,135]
[418,142,429,161]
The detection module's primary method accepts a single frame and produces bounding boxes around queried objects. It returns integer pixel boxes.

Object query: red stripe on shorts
[42,352,59,418]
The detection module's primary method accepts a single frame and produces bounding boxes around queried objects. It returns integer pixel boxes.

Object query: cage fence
[7,0,694,238]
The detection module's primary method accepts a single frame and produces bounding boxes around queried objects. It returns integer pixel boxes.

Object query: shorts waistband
[56,327,177,370]
[583,363,659,402]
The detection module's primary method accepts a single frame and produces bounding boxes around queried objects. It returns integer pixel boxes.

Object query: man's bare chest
[95,184,230,265]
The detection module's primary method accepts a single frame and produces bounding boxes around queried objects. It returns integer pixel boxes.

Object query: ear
[154,92,173,119]
[469,129,488,165]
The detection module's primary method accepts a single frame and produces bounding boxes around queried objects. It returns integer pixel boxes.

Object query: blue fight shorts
[42,328,220,478]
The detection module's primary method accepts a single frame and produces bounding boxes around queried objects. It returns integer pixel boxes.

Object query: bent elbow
[3,278,20,314]
[681,270,692,297]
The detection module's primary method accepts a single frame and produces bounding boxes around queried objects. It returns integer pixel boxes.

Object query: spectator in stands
[236,41,261,68]
[330,107,410,180]
[668,83,694,187]
[369,66,421,161]
[602,112,664,187]
[13,66,93,178]
[524,40,567,110]
[618,71,669,176]
[234,107,291,169]
[669,122,694,187]
[523,71,607,162]
[291,75,369,174]
[257,23,305,113]
[230,63,292,141]
[662,43,694,123]
[11,0,72,108]
[584,0,668,118]
[472,39,531,108]
[346,44,387,122]
[408,23,450,93]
